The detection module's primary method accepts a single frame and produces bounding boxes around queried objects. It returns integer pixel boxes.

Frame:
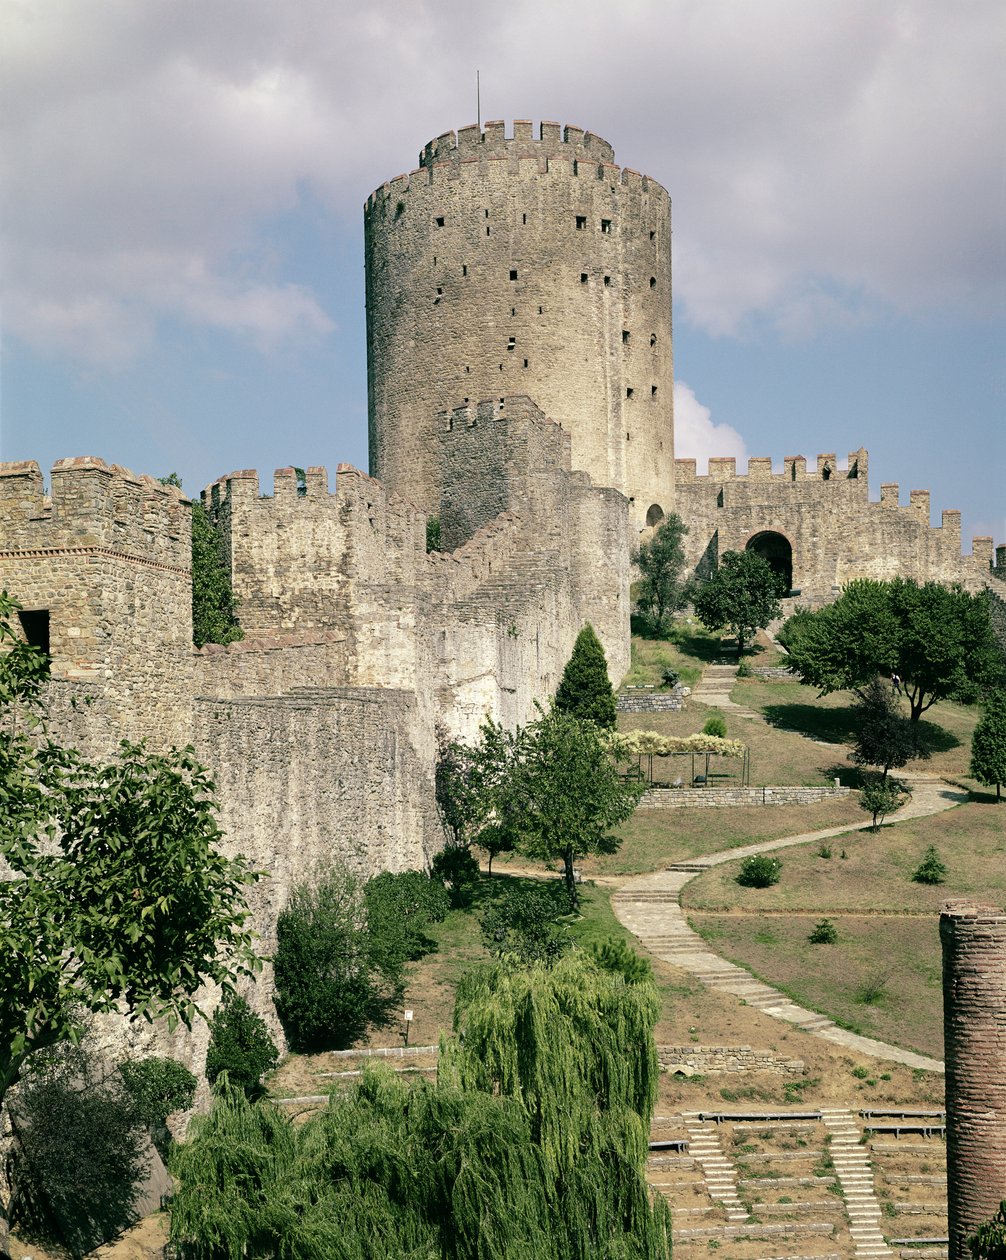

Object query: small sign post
[403,1009,414,1047]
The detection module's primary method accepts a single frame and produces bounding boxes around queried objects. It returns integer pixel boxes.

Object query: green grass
[621,622,726,689]
[682,799,1006,1058]
[582,798,865,875]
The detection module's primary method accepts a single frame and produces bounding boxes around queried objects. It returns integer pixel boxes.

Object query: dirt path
[610,772,966,1074]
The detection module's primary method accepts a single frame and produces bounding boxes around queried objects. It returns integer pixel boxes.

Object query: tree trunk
[487,850,493,876]
[563,846,578,911]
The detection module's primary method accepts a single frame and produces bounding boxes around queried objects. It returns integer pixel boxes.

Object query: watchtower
[365,120,674,530]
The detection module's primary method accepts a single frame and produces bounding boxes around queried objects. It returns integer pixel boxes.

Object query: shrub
[8,1040,149,1259]
[967,1198,1006,1259]
[425,516,442,552]
[479,880,571,966]
[431,845,481,907]
[808,919,838,944]
[701,715,727,739]
[661,666,680,689]
[817,844,832,859]
[206,994,278,1098]
[589,937,653,984]
[274,866,383,1052]
[119,1056,197,1153]
[735,660,752,678]
[912,845,948,885]
[364,870,450,981]
[736,855,782,888]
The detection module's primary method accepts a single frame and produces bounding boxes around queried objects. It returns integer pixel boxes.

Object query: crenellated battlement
[365,125,666,215]
[674,449,867,484]
[419,120,615,169]
[0,456,191,570]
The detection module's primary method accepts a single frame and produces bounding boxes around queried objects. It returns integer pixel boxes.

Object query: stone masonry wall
[366,121,674,530]
[675,450,1003,604]
[0,458,193,751]
[638,786,851,808]
[940,902,1006,1259]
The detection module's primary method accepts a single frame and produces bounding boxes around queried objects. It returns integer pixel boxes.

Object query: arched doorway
[746,531,793,594]
[645,503,665,527]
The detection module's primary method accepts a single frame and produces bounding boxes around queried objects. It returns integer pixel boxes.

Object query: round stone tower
[941,901,1006,1257]
[365,120,674,531]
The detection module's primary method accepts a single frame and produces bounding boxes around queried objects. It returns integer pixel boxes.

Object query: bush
[808,919,838,944]
[206,994,278,1098]
[364,870,450,981]
[589,937,653,983]
[431,845,481,907]
[912,845,948,885]
[120,1056,197,1154]
[702,715,727,739]
[968,1198,1006,1259]
[660,666,680,689]
[8,1040,149,1259]
[479,880,571,965]
[274,867,383,1052]
[735,660,752,678]
[736,855,782,888]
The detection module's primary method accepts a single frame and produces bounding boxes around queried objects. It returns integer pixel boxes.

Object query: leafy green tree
[912,846,947,885]
[273,867,381,1051]
[589,937,653,983]
[7,1038,149,1259]
[971,688,1006,801]
[0,593,260,1256]
[860,774,902,831]
[479,881,572,965]
[632,513,689,632]
[495,708,643,908]
[850,675,929,781]
[780,578,1003,721]
[435,721,518,874]
[159,475,243,648]
[554,624,617,728]
[169,953,671,1258]
[692,549,783,654]
[205,994,278,1099]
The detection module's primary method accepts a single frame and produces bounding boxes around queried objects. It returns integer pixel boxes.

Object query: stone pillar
[941,901,1006,1258]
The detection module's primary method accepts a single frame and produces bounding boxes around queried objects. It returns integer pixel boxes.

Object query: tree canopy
[0,592,260,1252]
[158,475,242,648]
[779,578,1003,720]
[692,549,783,654]
[554,624,617,729]
[632,513,689,632]
[492,708,643,907]
[970,688,1006,802]
[169,952,671,1259]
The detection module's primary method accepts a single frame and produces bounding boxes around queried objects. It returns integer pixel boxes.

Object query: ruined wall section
[366,120,674,530]
[0,458,192,751]
[675,450,1003,604]
[941,902,1006,1259]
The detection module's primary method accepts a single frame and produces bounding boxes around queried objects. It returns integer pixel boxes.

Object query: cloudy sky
[2,0,1003,542]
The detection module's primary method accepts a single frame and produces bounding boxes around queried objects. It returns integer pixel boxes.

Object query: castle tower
[941,901,1006,1257]
[365,120,674,531]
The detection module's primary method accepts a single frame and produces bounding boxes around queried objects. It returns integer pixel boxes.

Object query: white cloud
[673,381,747,472]
[1,0,1002,362]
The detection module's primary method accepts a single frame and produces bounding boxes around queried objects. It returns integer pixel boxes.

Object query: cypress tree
[555,624,618,729]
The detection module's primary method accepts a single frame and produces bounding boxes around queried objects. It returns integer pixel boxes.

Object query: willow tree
[169,953,672,1259]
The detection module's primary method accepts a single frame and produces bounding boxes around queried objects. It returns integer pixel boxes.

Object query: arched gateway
[746,530,793,594]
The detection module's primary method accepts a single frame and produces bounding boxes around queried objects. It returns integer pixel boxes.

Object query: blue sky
[2,0,1003,544]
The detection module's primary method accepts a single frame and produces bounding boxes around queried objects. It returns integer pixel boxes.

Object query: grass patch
[578,798,865,875]
[622,624,724,689]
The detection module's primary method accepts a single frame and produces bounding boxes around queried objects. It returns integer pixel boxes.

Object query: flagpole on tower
[477,70,481,129]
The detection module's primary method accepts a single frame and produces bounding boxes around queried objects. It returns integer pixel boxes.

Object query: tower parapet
[365,121,674,531]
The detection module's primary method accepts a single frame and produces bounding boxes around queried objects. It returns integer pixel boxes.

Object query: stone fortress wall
[675,447,1002,605]
[365,120,674,531]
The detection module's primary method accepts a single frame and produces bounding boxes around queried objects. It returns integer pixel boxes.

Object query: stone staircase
[820,1109,893,1258]
[690,662,761,717]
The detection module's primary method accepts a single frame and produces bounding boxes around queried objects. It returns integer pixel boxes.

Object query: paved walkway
[611,773,966,1074]
[689,662,761,717]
